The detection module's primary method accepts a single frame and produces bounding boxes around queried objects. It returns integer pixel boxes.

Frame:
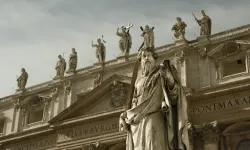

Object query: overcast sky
[0,0,249,98]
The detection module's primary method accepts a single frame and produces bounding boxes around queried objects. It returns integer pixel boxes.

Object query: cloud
[0,0,249,97]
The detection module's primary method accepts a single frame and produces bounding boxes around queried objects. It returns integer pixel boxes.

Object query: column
[202,121,220,150]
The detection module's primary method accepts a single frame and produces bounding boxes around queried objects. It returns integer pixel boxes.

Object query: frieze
[9,135,57,150]
[58,119,119,142]
[191,95,250,114]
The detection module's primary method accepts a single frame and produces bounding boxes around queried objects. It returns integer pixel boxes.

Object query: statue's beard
[142,61,153,76]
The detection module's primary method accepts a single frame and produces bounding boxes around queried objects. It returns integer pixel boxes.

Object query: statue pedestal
[198,35,210,43]
[66,69,76,74]
[94,62,104,68]
[15,89,25,94]
[117,54,129,62]
[174,38,189,46]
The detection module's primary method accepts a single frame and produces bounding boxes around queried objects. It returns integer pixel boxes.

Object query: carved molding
[64,81,72,95]
[175,50,187,64]
[93,73,102,88]
[81,142,106,150]
[51,88,59,101]
[199,48,207,60]
[202,121,220,145]
[110,81,126,108]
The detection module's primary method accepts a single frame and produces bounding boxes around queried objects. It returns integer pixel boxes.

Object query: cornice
[1,24,250,104]
[0,124,53,144]
[188,77,250,101]
[51,108,125,129]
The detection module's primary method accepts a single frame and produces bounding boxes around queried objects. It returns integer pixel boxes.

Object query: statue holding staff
[119,48,190,150]
[139,25,155,51]
[192,10,212,36]
[91,37,106,63]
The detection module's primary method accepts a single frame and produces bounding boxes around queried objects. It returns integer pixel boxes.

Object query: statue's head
[176,17,181,22]
[97,38,101,43]
[58,55,62,59]
[121,26,126,32]
[145,25,149,31]
[201,10,205,16]
[72,48,76,53]
[21,68,25,72]
[138,49,157,76]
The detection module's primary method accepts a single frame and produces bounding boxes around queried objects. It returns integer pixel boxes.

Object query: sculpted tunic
[123,62,189,150]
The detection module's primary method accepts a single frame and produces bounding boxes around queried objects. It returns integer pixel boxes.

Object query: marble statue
[119,49,190,150]
[172,17,187,40]
[54,55,66,79]
[193,10,212,36]
[17,68,28,90]
[91,38,106,63]
[67,48,77,73]
[116,24,132,56]
[140,25,154,50]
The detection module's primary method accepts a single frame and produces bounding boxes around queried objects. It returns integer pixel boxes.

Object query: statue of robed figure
[17,68,28,91]
[54,55,66,79]
[119,48,190,150]
[193,10,212,36]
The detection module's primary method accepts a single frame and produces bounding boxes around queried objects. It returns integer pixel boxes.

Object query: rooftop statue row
[16,10,212,91]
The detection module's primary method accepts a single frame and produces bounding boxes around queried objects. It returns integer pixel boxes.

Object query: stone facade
[0,24,250,150]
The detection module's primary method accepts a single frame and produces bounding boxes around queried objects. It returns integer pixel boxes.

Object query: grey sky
[0,0,249,98]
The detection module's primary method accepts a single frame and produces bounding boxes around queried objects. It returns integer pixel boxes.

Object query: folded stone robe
[122,62,190,150]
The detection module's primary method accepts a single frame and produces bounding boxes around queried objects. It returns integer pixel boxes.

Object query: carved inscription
[11,137,57,150]
[58,121,119,142]
[191,95,250,114]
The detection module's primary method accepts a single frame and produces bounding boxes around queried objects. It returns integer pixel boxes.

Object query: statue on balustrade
[172,17,187,40]
[139,25,155,51]
[193,10,212,36]
[17,68,28,91]
[119,48,190,150]
[116,23,133,56]
[91,37,106,63]
[66,48,78,73]
[54,55,66,79]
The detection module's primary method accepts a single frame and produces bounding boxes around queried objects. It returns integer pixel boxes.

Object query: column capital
[202,121,220,145]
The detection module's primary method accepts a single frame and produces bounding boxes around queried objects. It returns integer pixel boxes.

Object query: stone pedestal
[174,38,189,46]
[198,35,210,43]
[94,62,104,68]
[117,54,129,62]
[202,121,220,150]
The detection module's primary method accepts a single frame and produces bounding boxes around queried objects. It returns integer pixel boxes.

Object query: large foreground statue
[120,48,190,150]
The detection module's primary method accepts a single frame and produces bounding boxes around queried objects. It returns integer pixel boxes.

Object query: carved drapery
[110,81,126,108]
[93,73,102,88]
[199,47,207,60]
[175,50,188,65]
[64,81,72,95]
[51,88,59,101]
[202,121,220,145]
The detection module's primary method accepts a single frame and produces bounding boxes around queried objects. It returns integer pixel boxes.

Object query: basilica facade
[0,23,250,150]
